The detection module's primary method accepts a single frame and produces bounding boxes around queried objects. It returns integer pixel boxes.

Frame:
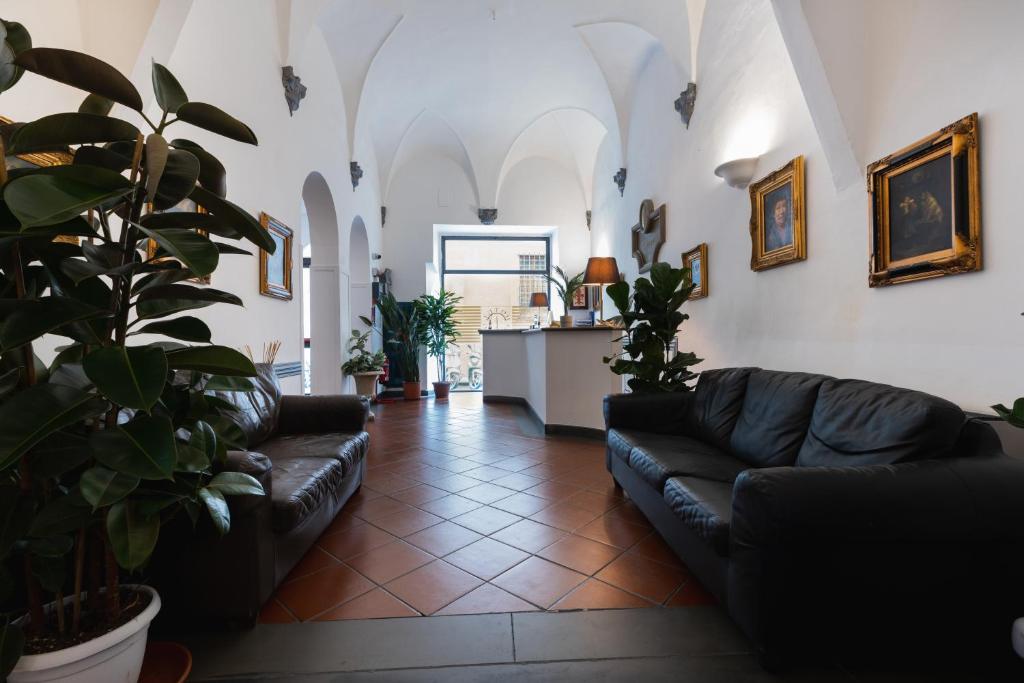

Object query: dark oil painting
[762,182,794,252]
[887,153,952,262]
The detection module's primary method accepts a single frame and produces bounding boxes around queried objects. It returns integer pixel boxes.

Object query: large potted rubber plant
[603,262,703,393]
[376,292,423,400]
[416,289,462,400]
[0,18,275,683]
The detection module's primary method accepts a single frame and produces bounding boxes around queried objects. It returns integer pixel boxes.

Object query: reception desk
[480,327,623,436]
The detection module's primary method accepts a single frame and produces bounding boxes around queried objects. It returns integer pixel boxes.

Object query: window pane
[444,239,546,271]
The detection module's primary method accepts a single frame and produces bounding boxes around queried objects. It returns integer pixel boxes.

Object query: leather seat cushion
[627,434,748,490]
[607,428,644,463]
[259,432,368,476]
[797,378,966,467]
[210,363,282,448]
[689,367,757,450]
[664,476,733,557]
[271,456,347,533]
[730,370,829,467]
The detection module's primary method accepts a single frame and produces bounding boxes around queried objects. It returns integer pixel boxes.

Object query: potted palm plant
[546,266,584,328]
[416,289,462,400]
[0,19,273,683]
[341,315,386,398]
[376,293,423,400]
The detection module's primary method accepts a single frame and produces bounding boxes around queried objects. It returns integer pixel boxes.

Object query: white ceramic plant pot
[11,585,161,683]
[1013,617,1024,658]
[352,371,382,398]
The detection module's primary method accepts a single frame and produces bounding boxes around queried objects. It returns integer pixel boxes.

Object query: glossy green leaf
[189,420,216,461]
[176,101,256,145]
[0,19,30,92]
[215,242,251,256]
[15,47,142,110]
[0,491,34,556]
[166,345,256,377]
[29,495,92,536]
[90,414,176,480]
[208,415,247,451]
[144,133,168,203]
[139,209,233,235]
[134,296,215,321]
[204,375,254,391]
[136,283,241,307]
[137,225,218,277]
[0,367,19,399]
[73,144,131,172]
[131,316,211,343]
[152,149,199,211]
[190,185,274,252]
[4,164,133,228]
[81,466,140,509]
[106,500,159,570]
[0,296,110,352]
[7,112,138,154]
[151,61,187,113]
[82,345,167,410]
[199,487,229,535]
[174,444,209,473]
[27,534,73,557]
[78,92,114,116]
[0,384,105,471]
[0,623,24,680]
[27,430,91,478]
[209,471,263,496]
[170,138,226,197]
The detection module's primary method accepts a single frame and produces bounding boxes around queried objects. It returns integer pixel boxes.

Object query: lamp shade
[528,292,549,308]
[583,257,620,285]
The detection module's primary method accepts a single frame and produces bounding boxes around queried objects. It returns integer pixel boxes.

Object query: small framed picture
[682,243,708,300]
[259,212,293,300]
[146,198,211,285]
[570,286,589,310]
[749,156,806,271]
[867,113,980,287]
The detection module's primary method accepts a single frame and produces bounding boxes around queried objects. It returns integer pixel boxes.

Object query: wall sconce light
[713,157,759,189]
[371,253,382,260]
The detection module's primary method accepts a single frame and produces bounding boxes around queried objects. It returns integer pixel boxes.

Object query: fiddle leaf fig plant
[603,262,703,393]
[0,21,274,676]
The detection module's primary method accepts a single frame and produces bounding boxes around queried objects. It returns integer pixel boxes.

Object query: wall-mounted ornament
[350,161,363,190]
[586,209,592,229]
[614,168,627,196]
[682,242,708,300]
[630,199,666,273]
[259,212,294,300]
[674,82,697,128]
[381,206,387,227]
[478,208,498,225]
[281,66,307,116]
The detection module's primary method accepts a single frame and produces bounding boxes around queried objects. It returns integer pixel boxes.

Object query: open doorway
[301,173,342,394]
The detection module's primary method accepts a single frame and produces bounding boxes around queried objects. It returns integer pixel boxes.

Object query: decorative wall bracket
[478,208,498,225]
[350,161,363,190]
[674,82,697,128]
[586,209,592,230]
[380,206,387,227]
[613,168,627,196]
[630,198,666,273]
[282,66,307,116]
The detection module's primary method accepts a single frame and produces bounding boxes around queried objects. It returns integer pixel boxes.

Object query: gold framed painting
[259,212,293,300]
[749,156,806,271]
[682,243,708,300]
[867,113,980,287]
[145,198,211,285]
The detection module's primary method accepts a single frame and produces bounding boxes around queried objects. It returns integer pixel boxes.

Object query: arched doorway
[348,216,372,338]
[301,172,343,394]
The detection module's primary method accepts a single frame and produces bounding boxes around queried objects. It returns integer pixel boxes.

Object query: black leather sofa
[605,367,1024,667]
[153,364,369,626]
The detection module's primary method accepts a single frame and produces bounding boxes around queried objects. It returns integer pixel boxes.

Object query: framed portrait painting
[259,212,293,300]
[749,156,806,271]
[867,113,980,287]
[682,243,707,300]
[570,286,588,310]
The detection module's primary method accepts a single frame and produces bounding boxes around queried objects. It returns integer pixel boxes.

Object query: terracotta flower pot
[559,315,574,328]
[433,381,451,400]
[403,381,421,400]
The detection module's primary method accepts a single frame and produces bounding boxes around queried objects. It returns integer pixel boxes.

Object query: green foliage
[0,23,271,666]
[376,293,423,382]
[342,316,386,375]
[415,289,463,382]
[545,265,583,313]
[603,262,703,393]
[992,397,1024,429]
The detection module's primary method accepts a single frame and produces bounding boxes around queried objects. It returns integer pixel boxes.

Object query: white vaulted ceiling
[308,0,694,209]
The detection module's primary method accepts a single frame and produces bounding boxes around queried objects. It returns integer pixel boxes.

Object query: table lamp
[582,256,620,324]
[528,291,549,328]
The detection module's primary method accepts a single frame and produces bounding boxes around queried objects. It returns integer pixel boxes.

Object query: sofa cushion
[271,456,347,533]
[259,432,368,477]
[627,434,748,490]
[689,367,757,451]
[607,428,642,463]
[664,476,733,557]
[730,370,829,467]
[796,379,966,467]
[212,363,281,448]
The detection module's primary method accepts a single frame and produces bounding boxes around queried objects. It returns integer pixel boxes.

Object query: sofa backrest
[212,363,282,449]
[688,367,757,451]
[730,370,829,467]
[795,378,966,467]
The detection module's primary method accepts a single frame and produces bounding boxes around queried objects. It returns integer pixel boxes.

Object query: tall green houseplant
[416,289,462,396]
[376,292,423,397]
[546,265,583,325]
[603,262,703,393]
[0,19,274,676]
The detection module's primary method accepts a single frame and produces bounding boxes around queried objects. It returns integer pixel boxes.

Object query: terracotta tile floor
[259,393,715,623]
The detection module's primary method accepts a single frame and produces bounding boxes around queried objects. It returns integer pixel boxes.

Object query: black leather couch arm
[603,392,694,434]
[277,394,369,434]
[728,456,1024,662]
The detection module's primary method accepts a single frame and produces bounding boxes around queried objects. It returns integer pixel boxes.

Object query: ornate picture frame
[749,156,806,271]
[867,113,980,287]
[682,242,708,300]
[259,212,293,300]
[569,286,588,310]
[146,199,211,285]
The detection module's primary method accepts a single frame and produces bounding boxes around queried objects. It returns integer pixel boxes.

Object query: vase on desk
[559,315,574,328]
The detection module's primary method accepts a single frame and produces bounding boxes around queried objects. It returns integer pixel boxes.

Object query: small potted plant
[341,316,387,398]
[376,293,424,400]
[416,289,463,400]
[546,266,585,328]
